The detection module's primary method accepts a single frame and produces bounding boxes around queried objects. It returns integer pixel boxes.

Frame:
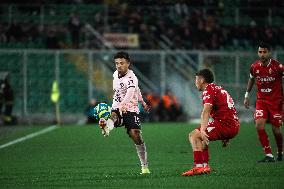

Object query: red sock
[202,147,209,165]
[193,151,203,165]
[257,130,272,154]
[274,132,283,153]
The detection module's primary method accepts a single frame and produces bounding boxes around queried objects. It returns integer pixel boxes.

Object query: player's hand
[244,97,250,109]
[200,130,209,145]
[119,105,127,113]
[142,102,151,113]
[222,139,230,147]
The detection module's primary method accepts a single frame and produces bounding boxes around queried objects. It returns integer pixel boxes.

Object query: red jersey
[202,83,238,122]
[250,59,284,101]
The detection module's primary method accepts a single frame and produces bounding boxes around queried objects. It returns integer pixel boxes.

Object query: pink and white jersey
[202,83,238,122]
[250,58,284,101]
[112,70,140,113]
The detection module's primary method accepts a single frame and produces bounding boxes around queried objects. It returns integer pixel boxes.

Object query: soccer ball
[94,103,111,120]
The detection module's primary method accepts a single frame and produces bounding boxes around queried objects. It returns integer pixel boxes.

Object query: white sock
[135,143,148,168]
[266,153,274,158]
[106,119,114,130]
[196,164,203,168]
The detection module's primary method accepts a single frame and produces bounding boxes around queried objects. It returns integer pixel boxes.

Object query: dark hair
[196,69,214,83]
[114,51,130,62]
[259,42,270,50]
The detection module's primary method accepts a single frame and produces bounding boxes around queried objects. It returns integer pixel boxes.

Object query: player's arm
[244,69,255,109]
[138,87,150,112]
[200,103,212,145]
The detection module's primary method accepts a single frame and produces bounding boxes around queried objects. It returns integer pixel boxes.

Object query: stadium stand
[0,1,283,123]
[0,1,283,50]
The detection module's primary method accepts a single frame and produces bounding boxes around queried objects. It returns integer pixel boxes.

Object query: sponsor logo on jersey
[260,88,272,93]
[256,76,275,82]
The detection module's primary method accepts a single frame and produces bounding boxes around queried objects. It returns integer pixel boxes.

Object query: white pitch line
[0,125,58,149]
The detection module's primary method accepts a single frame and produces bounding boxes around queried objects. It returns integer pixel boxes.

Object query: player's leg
[254,101,275,162]
[124,112,150,174]
[255,118,275,162]
[128,129,150,174]
[201,142,211,174]
[99,111,119,137]
[268,102,283,161]
[181,129,206,176]
[182,120,239,176]
[271,125,283,161]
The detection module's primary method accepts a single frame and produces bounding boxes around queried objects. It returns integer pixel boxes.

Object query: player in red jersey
[182,69,240,176]
[244,42,283,162]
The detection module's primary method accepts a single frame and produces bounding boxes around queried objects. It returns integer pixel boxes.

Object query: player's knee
[272,125,282,134]
[130,129,143,144]
[255,119,266,129]
[256,125,265,131]
[189,130,199,140]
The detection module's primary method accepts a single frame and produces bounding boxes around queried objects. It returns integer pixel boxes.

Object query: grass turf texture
[0,123,283,188]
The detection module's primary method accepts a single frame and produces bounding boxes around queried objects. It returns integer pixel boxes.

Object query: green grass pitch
[0,123,283,188]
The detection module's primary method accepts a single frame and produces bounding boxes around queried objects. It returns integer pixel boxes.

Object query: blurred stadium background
[0,0,284,125]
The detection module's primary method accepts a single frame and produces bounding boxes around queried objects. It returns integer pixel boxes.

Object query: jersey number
[221,90,234,109]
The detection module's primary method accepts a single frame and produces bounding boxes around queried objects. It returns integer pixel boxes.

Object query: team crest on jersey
[269,68,272,74]
[256,70,259,74]
[273,114,282,119]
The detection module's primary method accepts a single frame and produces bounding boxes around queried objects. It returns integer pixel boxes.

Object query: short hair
[114,51,130,62]
[259,42,270,50]
[196,69,214,83]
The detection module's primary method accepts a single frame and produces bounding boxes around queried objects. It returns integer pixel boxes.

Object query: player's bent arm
[200,104,212,132]
[137,87,150,112]
[200,104,212,145]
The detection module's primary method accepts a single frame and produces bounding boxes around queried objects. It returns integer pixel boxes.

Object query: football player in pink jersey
[244,42,283,162]
[182,69,240,176]
[99,51,151,174]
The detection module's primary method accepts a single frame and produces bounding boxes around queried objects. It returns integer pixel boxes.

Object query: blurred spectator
[6,20,22,42]
[146,92,161,122]
[160,90,182,122]
[45,27,60,49]
[68,11,83,48]
[0,72,16,125]
[0,3,283,50]
[85,98,98,124]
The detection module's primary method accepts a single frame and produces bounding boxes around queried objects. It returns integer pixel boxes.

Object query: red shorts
[196,119,240,141]
[254,99,283,127]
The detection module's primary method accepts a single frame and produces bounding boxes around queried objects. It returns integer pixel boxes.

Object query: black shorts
[112,109,141,134]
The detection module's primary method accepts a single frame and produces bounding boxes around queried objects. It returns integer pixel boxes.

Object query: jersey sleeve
[202,87,214,106]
